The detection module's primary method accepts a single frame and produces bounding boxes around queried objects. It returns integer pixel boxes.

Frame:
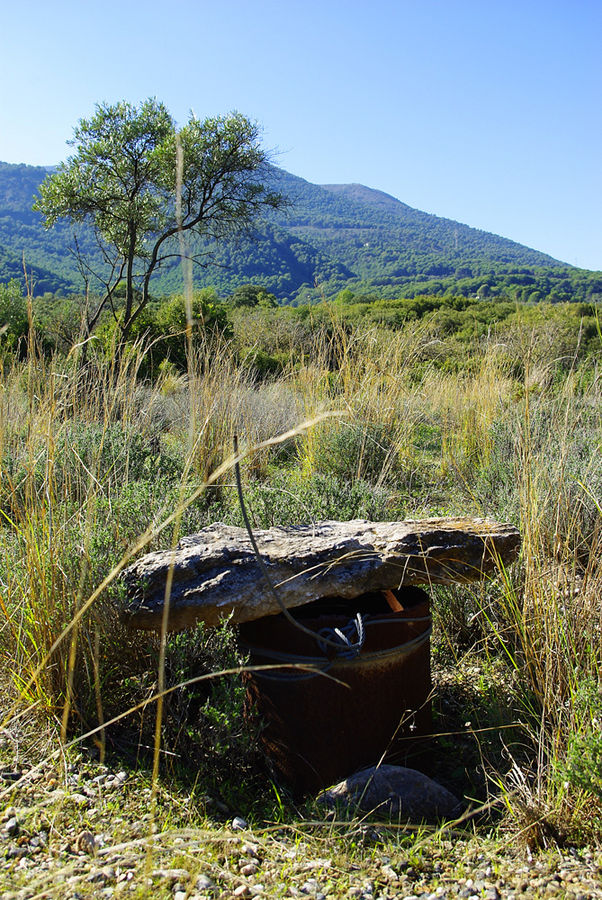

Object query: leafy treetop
[33,99,283,354]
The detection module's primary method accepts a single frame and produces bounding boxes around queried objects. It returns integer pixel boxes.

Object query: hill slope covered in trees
[0,160,600,302]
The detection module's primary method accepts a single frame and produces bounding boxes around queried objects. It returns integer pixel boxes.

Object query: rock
[316,764,463,822]
[121,517,520,631]
[300,879,322,895]
[380,864,399,882]
[151,868,190,882]
[4,816,19,836]
[241,863,259,876]
[87,867,115,884]
[1,770,22,783]
[75,830,97,855]
[232,816,248,831]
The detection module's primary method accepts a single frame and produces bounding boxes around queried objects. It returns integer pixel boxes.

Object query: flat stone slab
[120,517,520,632]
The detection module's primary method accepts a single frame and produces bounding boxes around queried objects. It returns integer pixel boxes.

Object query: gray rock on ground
[317,764,463,822]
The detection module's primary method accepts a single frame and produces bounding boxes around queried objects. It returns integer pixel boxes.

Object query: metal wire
[239,620,432,682]
[317,612,365,659]
[233,433,364,653]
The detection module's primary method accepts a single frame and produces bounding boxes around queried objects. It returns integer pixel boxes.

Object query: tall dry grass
[1,311,601,835]
[277,315,602,832]
[0,335,303,731]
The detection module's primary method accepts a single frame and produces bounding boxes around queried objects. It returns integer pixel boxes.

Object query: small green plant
[311,421,402,485]
[563,678,602,801]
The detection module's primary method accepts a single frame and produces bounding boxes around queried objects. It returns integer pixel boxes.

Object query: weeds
[1,307,602,847]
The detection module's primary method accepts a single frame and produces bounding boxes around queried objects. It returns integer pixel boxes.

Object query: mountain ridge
[321,182,422,215]
[0,160,599,303]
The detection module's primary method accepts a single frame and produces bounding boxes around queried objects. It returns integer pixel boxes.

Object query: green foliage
[0,280,28,350]
[2,420,186,510]
[227,283,278,308]
[563,679,602,801]
[151,289,232,371]
[2,158,602,305]
[35,99,174,244]
[239,346,287,378]
[163,620,252,760]
[311,421,402,485]
[214,468,394,528]
[32,100,283,349]
[335,288,356,304]
[56,421,185,491]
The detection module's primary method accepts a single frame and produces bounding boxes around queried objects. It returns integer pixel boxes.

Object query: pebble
[240,863,259,876]
[104,771,127,789]
[300,878,322,895]
[380,864,398,882]
[75,830,97,855]
[1,755,602,900]
[151,868,190,883]
[87,866,115,884]
[4,817,19,836]
[0,771,22,783]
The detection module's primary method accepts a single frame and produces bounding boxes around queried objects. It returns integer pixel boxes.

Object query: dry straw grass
[1,308,601,840]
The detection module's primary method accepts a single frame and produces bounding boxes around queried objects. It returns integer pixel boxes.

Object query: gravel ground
[1,755,601,900]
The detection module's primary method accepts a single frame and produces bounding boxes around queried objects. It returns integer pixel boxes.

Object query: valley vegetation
[2,149,602,305]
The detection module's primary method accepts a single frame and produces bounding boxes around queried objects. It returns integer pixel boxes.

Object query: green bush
[53,421,185,497]
[311,421,402,485]
[1,420,187,512]
[0,280,28,353]
[210,468,394,528]
[563,678,602,802]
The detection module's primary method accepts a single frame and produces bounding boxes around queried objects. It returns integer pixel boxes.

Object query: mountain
[268,170,569,296]
[0,160,600,303]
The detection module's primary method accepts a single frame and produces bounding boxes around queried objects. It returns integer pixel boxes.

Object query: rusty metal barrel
[239,586,432,794]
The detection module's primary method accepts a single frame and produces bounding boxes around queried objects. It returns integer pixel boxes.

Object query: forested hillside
[1,160,601,302]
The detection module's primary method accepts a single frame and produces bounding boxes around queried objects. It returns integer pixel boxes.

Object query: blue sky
[2,0,601,269]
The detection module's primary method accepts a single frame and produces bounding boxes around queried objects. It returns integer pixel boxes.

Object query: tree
[335,288,355,305]
[0,280,28,351]
[153,288,232,371]
[34,99,284,358]
[227,283,278,308]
